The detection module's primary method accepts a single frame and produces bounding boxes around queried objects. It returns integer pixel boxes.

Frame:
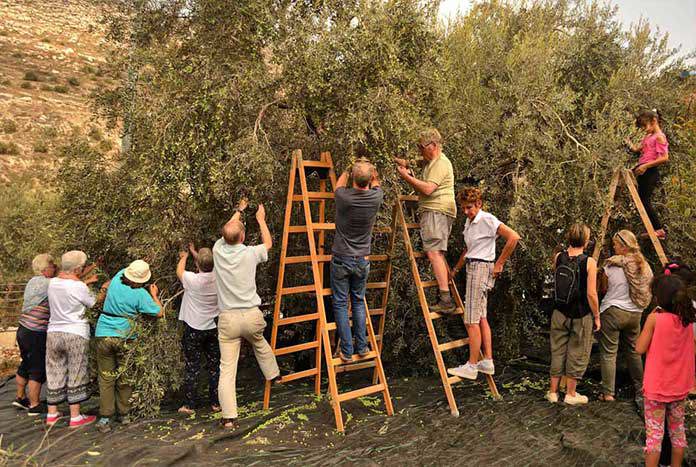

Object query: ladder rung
[277,313,319,326]
[335,360,377,374]
[430,308,464,320]
[326,322,337,331]
[337,383,385,402]
[332,351,378,366]
[280,285,332,296]
[312,222,335,230]
[438,338,469,352]
[369,308,385,316]
[288,226,308,233]
[373,227,393,234]
[367,254,389,262]
[399,195,419,202]
[366,282,387,289]
[279,367,319,383]
[302,160,332,168]
[420,280,439,288]
[405,223,419,229]
[284,255,332,264]
[447,375,463,385]
[275,340,320,356]
[292,192,334,201]
[326,309,384,331]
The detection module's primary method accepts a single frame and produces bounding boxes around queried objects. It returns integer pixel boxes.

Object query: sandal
[221,418,238,430]
[598,393,615,402]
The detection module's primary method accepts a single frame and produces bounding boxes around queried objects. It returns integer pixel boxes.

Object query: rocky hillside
[0,0,118,182]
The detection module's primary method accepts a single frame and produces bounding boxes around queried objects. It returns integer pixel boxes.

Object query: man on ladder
[396,128,457,313]
[331,159,383,362]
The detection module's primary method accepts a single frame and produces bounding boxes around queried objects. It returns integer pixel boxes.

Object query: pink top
[639,131,669,165]
[643,311,695,402]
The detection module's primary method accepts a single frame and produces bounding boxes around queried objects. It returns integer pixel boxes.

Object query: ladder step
[405,223,419,229]
[326,309,385,331]
[430,308,464,320]
[369,307,385,316]
[292,192,334,201]
[334,360,377,374]
[287,223,335,233]
[438,338,469,352]
[275,340,320,356]
[284,255,332,264]
[302,160,332,168]
[332,351,378,366]
[367,254,389,262]
[399,195,419,202]
[421,280,439,288]
[412,252,426,259]
[447,375,463,385]
[277,313,319,326]
[366,282,387,289]
[337,383,385,402]
[280,285,332,296]
[373,227,393,234]
[279,367,319,383]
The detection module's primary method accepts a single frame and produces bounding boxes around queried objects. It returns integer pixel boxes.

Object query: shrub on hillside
[23,71,40,82]
[0,141,20,155]
[67,76,80,86]
[52,85,68,94]
[1,119,18,134]
[20,82,32,89]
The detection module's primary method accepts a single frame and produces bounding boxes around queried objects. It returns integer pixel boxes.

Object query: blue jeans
[330,255,370,356]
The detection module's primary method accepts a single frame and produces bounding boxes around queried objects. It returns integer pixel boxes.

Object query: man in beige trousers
[213,199,280,429]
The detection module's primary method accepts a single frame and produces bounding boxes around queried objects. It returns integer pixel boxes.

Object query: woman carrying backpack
[546,223,600,405]
[597,230,653,403]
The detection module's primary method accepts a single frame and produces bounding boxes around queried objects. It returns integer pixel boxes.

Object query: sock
[439,290,452,302]
[47,413,60,419]
[70,415,84,422]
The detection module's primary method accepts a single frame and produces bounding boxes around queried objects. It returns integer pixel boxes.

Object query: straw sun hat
[124,259,152,283]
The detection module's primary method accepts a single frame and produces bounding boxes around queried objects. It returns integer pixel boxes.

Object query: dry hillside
[0,0,118,181]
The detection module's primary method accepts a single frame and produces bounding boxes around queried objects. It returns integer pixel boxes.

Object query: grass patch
[1,119,18,134]
[67,76,80,87]
[33,141,49,153]
[40,84,52,91]
[11,51,24,59]
[52,85,68,94]
[0,141,20,155]
[23,70,41,82]
[20,82,32,89]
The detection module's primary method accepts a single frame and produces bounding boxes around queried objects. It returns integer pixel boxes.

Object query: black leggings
[636,168,662,230]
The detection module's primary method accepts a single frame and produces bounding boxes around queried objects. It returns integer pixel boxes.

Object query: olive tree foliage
[43,0,695,410]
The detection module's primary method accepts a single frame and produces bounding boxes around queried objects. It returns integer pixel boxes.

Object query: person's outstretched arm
[176,251,188,280]
[227,198,248,224]
[335,170,349,191]
[256,204,272,251]
[149,283,164,318]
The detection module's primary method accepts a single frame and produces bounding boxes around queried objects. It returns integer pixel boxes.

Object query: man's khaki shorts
[420,210,454,252]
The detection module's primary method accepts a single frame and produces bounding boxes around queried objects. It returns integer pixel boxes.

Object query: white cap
[124,260,151,284]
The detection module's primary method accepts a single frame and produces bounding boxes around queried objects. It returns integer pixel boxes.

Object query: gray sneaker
[447,362,478,380]
[476,359,495,375]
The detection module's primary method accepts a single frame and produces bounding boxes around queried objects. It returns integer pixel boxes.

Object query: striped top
[18,275,51,332]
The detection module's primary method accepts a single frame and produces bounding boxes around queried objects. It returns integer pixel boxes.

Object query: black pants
[16,325,47,383]
[636,168,662,230]
[182,323,220,407]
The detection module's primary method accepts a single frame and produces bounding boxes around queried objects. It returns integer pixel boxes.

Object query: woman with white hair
[13,253,56,415]
[45,250,101,428]
[598,230,653,402]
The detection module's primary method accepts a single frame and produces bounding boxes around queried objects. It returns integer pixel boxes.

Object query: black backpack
[554,252,588,319]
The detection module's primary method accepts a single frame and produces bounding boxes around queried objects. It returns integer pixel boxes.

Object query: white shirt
[600,265,642,313]
[47,277,96,339]
[464,210,501,261]
[213,240,268,311]
[178,271,218,330]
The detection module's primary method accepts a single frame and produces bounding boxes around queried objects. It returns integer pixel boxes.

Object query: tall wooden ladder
[593,168,668,266]
[263,150,394,432]
[394,194,501,417]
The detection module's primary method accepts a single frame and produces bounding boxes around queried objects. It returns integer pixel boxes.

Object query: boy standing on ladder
[331,159,384,362]
[396,128,457,313]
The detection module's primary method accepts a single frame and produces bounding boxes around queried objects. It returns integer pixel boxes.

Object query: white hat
[124,260,151,284]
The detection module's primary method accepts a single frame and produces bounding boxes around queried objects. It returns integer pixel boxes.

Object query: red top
[643,310,695,402]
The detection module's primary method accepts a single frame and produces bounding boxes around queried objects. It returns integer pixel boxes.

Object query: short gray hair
[60,250,88,273]
[197,248,214,272]
[32,253,54,274]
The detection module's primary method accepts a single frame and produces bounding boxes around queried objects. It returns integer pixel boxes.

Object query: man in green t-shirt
[396,128,457,312]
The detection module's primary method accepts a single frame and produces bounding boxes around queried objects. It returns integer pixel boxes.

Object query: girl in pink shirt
[636,272,695,467]
[625,109,669,239]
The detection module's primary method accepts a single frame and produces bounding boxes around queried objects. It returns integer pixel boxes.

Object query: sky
[439,0,696,61]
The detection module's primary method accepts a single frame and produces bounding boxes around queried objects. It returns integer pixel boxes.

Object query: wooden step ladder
[262,150,394,432]
[393,194,501,417]
[592,168,668,265]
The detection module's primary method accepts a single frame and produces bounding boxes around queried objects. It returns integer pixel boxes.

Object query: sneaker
[357,348,370,358]
[27,403,46,417]
[447,362,478,380]
[545,391,559,403]
[46,412,62,427]
[339,352,352,363]
[564,392,589,405]
[476,359,495,375]
[69,414,97,429]
[96,417,112,433]
[12,397,30,410]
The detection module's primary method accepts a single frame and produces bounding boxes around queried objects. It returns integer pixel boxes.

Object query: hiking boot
[27,403,46,417]
[430,298,456,314]
[564,392,589,405]
[545,391,559,403]
[12,397,30,410]
[339,352,353,363]
[96,417,112,433]
[476,359,495,375]
[357,348,370,358]
[447,362,478,380]
[69,414,97,429]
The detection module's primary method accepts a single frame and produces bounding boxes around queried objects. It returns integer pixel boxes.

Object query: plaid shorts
[464,261,495,324]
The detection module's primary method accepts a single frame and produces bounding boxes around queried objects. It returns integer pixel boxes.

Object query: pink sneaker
[69,414,97,429]
[46,412,62,427]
